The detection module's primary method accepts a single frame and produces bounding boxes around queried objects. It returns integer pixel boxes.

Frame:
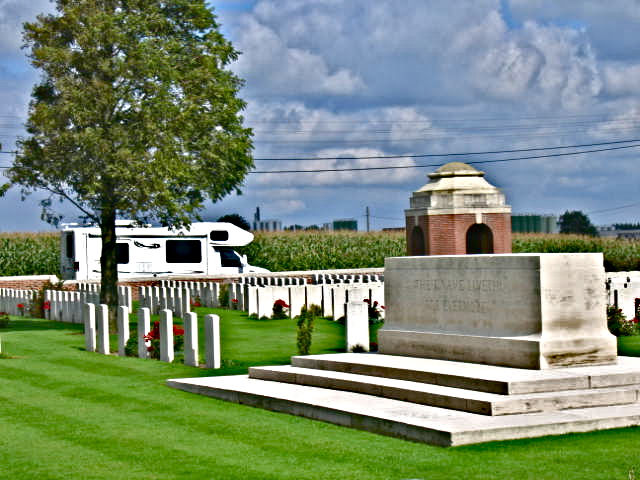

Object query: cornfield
[1,230,640,276]
[238,230,406,271]
[0,232,59,276]
[512,233,640,271]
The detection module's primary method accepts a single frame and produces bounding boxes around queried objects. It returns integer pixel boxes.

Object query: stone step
[167,374,640,446]
[248,365,639,415]
[291,353,640,395]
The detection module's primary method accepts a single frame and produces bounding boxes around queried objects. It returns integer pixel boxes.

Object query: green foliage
[238,231,405,271]
[559,211,598,236]
[217,214,251,231]
[218,284,230,308]
[0,312,9,328]
[512,233,640,271]
[0,233,58,276]
[124,335,138,357]
[607,305,639,337]
[296,306,315,356]
[307,304,323,319]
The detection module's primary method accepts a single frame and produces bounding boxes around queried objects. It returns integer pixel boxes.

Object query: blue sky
[1,1,640,231]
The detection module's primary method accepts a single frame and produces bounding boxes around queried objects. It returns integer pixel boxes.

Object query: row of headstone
[0,288,37,315]
[237,277,306,287]
[607,272,640,321]
[310,273,384,284]
[45,286,132,323]
[76,283,133,311]
[230,281,385,319]
[83,304,221,368]
[138,286,196,318]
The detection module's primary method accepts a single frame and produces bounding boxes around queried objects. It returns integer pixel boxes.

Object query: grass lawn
[1,315,640,479]
[618,335,640,356]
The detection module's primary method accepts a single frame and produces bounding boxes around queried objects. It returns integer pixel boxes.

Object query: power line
[254,138,640,161]
[250,142,640,174]
[587,202,640,215]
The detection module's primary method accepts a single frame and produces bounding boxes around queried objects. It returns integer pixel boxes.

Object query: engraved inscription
[412,278,504,292]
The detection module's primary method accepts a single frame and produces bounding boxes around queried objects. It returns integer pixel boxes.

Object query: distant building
[511,214,558,234]
[252,206,282,231]
[598,225,640,239]
[254,219,282,232]
[333,219,358,231]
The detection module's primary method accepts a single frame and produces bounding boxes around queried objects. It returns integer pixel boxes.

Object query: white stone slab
[167,374,640,447]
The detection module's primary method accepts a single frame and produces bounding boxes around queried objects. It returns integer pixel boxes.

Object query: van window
[210,230,229,241]
[117,243,129,264]
[216,247,242,268]
[166,240,202,263]
[65,233,75,258]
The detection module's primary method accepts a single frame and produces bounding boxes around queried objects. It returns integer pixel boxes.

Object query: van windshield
[215,247,242,268]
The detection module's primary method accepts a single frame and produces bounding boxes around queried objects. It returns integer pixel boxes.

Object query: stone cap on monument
[408,161,509,212]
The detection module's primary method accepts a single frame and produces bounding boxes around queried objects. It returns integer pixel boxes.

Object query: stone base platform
[167,353,640,446]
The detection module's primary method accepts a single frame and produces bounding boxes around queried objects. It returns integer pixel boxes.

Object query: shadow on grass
[0,318,84,332]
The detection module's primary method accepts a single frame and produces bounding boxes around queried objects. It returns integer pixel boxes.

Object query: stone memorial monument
[379,253,617,369]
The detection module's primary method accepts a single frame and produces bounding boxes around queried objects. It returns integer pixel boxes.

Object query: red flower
[274,299,289,308]
[173,326,185,336]
[43,301,51,310]
[17,303,24,309]
[232,298,239,304]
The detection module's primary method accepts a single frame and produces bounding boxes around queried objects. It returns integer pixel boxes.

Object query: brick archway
[410,226,426,256]
[466,223,494,254]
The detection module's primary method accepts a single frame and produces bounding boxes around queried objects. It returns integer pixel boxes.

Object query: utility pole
[365,206,370,232]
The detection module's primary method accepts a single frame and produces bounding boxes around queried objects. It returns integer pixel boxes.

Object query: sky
[1,0,640,231]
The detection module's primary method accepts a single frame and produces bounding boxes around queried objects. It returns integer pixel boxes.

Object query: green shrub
[0,312,9,328]
[307,304,323,318]
[217,284,230,308]
[607,305,639,336]
[296,306,315,356]
[124,336,138,357]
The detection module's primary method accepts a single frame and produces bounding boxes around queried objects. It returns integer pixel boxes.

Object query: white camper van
[60,221,268,280]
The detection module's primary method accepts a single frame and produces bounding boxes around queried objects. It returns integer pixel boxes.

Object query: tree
[6,0,253,326]
[216,213,251,231]
[559,210,599,236]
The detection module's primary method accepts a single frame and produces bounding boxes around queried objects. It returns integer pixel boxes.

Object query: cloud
[0,0,53,55]
[602,63,640,97]
[233,15,364,97]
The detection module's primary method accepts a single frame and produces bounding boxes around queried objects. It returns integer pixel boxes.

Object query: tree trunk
[99,204,118,333]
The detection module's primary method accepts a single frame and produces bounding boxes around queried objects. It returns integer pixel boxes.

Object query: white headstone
[138,307,151,359]
[97,304,110,355]
[159,309,174,363]
[183,312,199,367]
[84,303,96,353]
[117,305,130,356]
[346,301,369,352]
[204,314,221,369]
